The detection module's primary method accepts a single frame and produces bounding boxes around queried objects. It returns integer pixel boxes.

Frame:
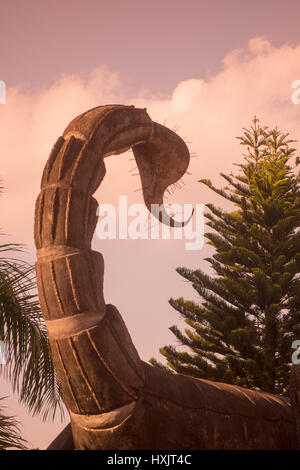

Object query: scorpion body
[35,105,296,449]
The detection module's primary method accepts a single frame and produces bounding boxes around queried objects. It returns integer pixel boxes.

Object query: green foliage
[0,179,63,447]
[0,398,27,450]
[151,118,300,395]
[0,251,63,421]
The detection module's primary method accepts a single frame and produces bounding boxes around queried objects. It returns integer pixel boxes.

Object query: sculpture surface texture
[34,105,297,449]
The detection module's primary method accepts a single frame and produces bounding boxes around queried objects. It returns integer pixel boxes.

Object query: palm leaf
[0,177,63,422]
[0,397,27,449]
[0,252,64,421]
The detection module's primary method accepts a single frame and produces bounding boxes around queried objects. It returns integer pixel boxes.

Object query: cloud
[2,35,300,448]
[2,35,300,347]
[171,79,205,114]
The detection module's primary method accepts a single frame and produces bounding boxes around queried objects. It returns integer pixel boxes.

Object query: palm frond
[0,253,63,422]
[0,397,27,449]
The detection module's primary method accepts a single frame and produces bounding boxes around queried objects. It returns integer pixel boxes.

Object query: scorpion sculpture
[34,105,298,449]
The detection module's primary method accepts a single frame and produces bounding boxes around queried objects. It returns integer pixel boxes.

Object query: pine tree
[151,118,300,395]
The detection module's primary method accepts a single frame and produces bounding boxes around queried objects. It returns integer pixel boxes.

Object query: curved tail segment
[35,105,297,449]
[34,105,190,449]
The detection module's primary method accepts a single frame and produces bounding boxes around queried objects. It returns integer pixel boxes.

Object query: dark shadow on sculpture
[34,105,299,450]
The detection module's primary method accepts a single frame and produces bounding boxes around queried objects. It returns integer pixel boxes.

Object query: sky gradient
[1,0,300,449]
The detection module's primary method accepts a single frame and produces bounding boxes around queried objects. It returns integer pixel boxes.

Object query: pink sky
[1,0,300,449]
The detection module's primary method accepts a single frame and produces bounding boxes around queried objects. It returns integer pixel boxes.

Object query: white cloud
[1,37,300,446]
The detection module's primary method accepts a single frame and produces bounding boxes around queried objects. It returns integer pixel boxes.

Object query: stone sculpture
[34,105,297,449]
